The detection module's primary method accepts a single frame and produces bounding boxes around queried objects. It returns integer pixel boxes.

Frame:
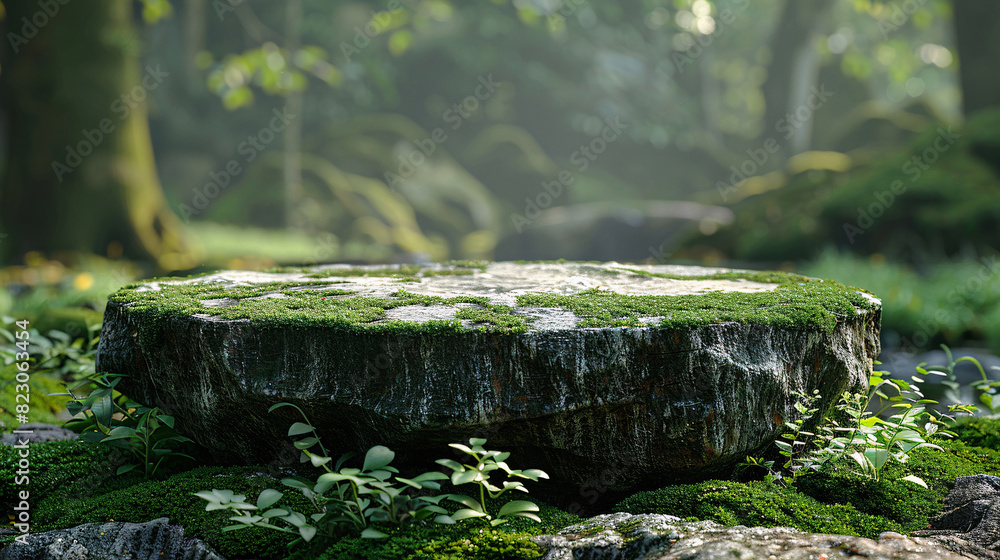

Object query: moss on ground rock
[10,427,1000,559]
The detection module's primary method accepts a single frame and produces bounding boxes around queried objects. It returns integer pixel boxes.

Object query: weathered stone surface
[914,474,1000,557]
[95,262,880,491]
[533,512,985,560]
[0,423,77,445]
[0,517,225,560]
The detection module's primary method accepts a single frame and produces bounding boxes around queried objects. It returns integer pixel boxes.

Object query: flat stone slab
[95,261,881,491]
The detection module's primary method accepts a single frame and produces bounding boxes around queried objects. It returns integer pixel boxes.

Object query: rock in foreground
[533,512,984,560]
[0,517,224,560]
[915,474,1000,557]
[95,262,880,491]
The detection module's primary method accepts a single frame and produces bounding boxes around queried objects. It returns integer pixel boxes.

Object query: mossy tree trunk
[0,0,196,270]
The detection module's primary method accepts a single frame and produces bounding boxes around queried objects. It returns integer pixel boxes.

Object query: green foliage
[0,316,99,426]
[56,371,195,478]
[797,439,1000,533]
[198,404,547,549]
[917,345,1000,415]
[746,354,977,487]
[802,251,1000,352]
[687,110,1000,265]
[614,479,904,539]
[436,438,549,527]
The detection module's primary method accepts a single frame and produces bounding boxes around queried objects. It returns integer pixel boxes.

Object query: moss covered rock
[96,261,880,492]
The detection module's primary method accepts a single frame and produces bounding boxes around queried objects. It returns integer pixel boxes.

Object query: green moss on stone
[613,479,903,539]
[518,272,874,333]
[108,267,875,342]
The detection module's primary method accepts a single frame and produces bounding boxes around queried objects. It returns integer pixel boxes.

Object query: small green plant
[919,344,1000,416]
[746,359,977,487]
[52,371,195,478]
[197,403,548,548]
[437,438,549,526]
[743,390,823,486]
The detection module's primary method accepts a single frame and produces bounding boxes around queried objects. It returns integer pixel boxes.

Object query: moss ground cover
[10,422,1000,559]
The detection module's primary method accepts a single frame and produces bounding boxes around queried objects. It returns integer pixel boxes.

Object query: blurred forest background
[0,0,998,357]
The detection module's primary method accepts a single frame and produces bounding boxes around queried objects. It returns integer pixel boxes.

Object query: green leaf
[468,438,488,446]
[522,468,549,480]
[117,464,137,475]
[102,426,137,442]
[435,458,464,472]
[901,475,928,488]
[434,514,456,524]
[281,477,312,490]
[452,469,480,486]
[450,508,488,521]
[445,494,482,511]
[498,500,539,517]
[257,489,283,509]
[268,402,300,414]
[298,525,317,542]
[91,395,114,428]
[361,527,388,539]
[262,508,289,518]
[449,443,473,454]
[309,454,332,468]
[293,437,320,450]
[288,422,314,436]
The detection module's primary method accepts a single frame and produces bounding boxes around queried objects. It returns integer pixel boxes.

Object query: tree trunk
[760,0,835,154]
[0,0,196,270]
[953,0,1000,116]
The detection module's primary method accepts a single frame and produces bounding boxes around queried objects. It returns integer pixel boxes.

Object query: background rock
[0,423,78,445]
